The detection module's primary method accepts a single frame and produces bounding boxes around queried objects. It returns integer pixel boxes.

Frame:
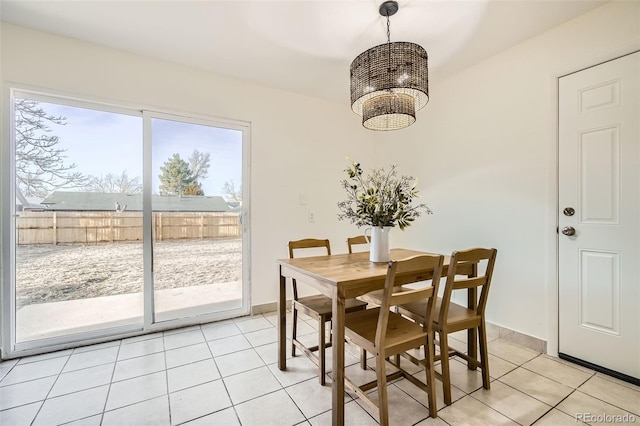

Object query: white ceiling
[0,0,607,104]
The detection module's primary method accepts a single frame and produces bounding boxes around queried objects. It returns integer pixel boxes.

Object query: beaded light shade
[350,1,429,131]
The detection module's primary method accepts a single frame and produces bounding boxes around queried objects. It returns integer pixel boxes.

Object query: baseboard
[487,322,547,353]
[251,303,548,353]
[251,301,290,315]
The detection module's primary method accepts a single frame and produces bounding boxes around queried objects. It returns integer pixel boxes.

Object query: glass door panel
[150,117,243,322]
[14,95,143,343]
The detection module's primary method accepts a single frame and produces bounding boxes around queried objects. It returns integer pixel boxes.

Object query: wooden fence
[17,211,241,245]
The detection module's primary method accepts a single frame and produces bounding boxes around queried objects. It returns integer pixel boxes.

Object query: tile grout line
[244,313,327,424]
[546,387,585,423]
[161,329,171,426]
[461,353,563,425]
[518,353,597,388]
[202,323,243,426]
[512,361,640,418]
[566,386,640,418]
[28,345,76,425]
[467,386,549,426]
[494,369,577,418]
[99,338,124,425]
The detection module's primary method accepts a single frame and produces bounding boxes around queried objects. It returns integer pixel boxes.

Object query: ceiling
[0,0,607,104]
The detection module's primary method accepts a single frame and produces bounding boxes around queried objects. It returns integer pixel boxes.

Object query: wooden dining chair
[398,247,498,406]
[347,235,368,253]
[288,238,368,385]
[343,254,444,424]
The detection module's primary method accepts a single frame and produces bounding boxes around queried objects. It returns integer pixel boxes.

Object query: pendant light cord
[386,12,392,89]
[386,14,391,44]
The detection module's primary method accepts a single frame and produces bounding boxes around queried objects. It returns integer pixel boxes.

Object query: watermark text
[575,413,637,423]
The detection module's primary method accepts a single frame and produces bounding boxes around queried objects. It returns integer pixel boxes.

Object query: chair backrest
[376,254,444,348]
[438,247,497,324]
[288,238,331,258]
[347,235,368,253]
[288,238,331,299]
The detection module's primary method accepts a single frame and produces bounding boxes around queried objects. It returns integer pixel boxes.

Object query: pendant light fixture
[350,1,429,131]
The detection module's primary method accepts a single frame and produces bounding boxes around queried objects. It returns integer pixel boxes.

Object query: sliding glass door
[150,115,245,322]
[13,95,144,344]
[4,89,250,356]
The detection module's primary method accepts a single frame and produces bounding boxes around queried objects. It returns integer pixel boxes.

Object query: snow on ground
[16,238,242,308]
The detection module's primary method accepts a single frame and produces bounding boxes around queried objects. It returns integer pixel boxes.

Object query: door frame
[0,84,252,359]
[548,46,640,359]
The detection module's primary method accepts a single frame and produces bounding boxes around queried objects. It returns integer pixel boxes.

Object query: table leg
[331,288,345,426]
[278,267,287,370]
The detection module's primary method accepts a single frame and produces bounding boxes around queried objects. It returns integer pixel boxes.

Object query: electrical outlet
[308,212,315,223]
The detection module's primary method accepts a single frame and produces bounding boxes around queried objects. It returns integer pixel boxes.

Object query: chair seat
[294,294,367,318]
[435,299,481,332]
[345,307,427,354]
[358,286,411,306]
[401,298,482,332]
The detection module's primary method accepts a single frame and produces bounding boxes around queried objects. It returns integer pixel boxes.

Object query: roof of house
[40,191,231,212]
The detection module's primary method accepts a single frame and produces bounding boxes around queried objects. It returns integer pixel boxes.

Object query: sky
[32,100,242,197]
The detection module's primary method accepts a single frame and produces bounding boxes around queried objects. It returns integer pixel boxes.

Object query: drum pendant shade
[350,1,429,131]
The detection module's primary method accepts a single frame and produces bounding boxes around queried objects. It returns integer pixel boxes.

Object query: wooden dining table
[277,248,478,425]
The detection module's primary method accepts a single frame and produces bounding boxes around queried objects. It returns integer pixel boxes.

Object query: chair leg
[360,348,367,369]
[291,307,298,357]
[376,352,389,426]
[318,318,326,385]
[424,332,437,418]
[478,321,490,390]
[439,331,452,406]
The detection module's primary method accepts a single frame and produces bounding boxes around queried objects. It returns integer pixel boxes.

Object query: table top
[277,248,454,298]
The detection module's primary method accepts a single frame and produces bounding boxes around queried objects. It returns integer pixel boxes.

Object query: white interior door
[558,52,639,381]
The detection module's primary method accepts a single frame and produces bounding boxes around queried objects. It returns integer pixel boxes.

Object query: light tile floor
[1,311,638,425]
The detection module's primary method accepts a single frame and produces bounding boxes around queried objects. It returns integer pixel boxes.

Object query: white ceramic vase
[364,226,391,263]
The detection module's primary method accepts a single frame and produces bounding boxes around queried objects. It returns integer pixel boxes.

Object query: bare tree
[15,98,85,198]
[85,171,142,194]
[188,150,210,182]
[222,180,242,207]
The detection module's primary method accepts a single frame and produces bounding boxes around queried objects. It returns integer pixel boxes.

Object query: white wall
[0,22,376,314]
[380,1,640,345]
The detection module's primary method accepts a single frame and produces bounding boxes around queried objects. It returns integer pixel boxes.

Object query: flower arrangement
[337,158,432,230]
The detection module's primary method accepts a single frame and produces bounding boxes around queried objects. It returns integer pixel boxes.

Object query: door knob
[563,207,575,216]
[561,226,576,236]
